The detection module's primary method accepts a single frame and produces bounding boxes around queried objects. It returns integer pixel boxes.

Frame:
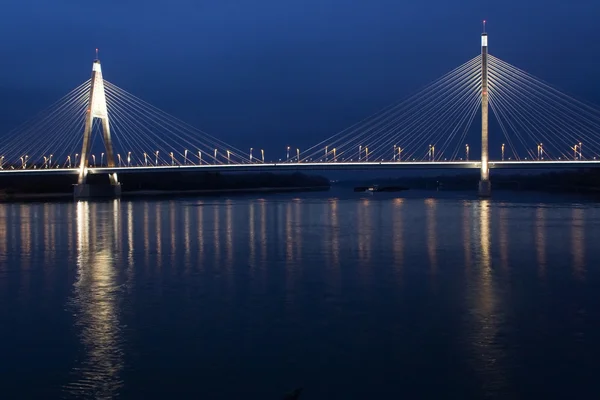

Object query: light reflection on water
[65,201,124,398]
[468,199,508,395]
[572,207,585,281]
[0,192,599,399]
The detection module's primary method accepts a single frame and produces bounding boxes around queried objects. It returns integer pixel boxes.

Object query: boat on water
[353,184,409,193]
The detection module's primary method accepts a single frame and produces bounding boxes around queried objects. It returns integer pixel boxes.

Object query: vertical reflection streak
[285,202,295,308]
[249,202,255,268]
[469,200,509,395]
[331,199,339,270]
[127,202,134,269]
[90,203,97,251]
[294,200,303,261]
[0,205,7,294]
[143,202,150,269]
[155,203,162,270]
[112,200,120,252]
[50,206,57,258]
[170,201,176,269]
[463,201,472,271]
[392,198,404,281]
[20,205,31,259]
[225,200,233,273]
[571,208,585,281]
[285,202,294,266]
[44,204,51,265]
[9,205,17,255]
[66,201,123,397]
[197,202,204,269]
[214,204,221,268]
[183,204,191,276]
[0,206,7,271]
[357,199,372,272]
[535,207,546,279]
[260,200,267,267]
[19,206,30,302]
[67,206,74,256]
[425,198,437,276]
[499,205,509,271]
[184,204,191,267]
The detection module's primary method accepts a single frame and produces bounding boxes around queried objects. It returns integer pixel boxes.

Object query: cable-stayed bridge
[2,28,600,198]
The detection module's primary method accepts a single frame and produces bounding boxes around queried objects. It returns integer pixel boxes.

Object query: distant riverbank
[0,171,330,201]
[337,170,600,195]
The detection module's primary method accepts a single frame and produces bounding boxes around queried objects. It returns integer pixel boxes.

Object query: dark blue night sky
[1,0,599,156]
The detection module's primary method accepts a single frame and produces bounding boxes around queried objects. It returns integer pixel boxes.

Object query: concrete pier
[74,183,121,199]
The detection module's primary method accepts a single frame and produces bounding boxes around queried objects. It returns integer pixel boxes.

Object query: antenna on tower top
[482,20,487,33]
[95,48,99,60]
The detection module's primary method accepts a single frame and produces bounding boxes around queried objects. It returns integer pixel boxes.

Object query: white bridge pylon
[78,55,118,185]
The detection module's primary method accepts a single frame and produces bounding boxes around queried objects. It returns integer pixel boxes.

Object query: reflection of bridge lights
[572,208,585,281]
[425,198,437,274]
[535,207,546,278]
[69,201,124,397]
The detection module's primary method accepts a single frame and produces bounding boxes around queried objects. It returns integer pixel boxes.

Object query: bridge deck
[0,160,599,176]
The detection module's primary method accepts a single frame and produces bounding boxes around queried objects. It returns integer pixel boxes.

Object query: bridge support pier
[74,182,121,199]
[478,179,491,197]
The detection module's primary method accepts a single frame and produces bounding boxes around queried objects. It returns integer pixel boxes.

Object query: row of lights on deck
[0,141,591,169]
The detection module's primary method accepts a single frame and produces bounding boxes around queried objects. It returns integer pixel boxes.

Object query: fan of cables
[300,56,483,163]
[0,80,250,169]
[488,55,600,161]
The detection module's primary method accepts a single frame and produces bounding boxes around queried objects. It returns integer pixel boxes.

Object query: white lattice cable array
[299,56,482,162]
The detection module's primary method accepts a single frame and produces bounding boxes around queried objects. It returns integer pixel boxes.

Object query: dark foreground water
[1,189,599,399]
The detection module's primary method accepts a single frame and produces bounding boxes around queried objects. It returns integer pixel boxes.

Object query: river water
[0,189,598,399]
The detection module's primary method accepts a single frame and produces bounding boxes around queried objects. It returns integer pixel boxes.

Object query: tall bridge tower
[478,22,491,197]
[74,53,120,198]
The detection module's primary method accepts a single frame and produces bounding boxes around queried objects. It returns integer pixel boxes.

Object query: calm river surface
[0,189,599,399]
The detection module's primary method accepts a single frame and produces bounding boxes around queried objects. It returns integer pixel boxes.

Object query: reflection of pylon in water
[78,51,118,186]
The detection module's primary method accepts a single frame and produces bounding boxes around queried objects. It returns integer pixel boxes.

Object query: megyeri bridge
[1,25,599,198]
